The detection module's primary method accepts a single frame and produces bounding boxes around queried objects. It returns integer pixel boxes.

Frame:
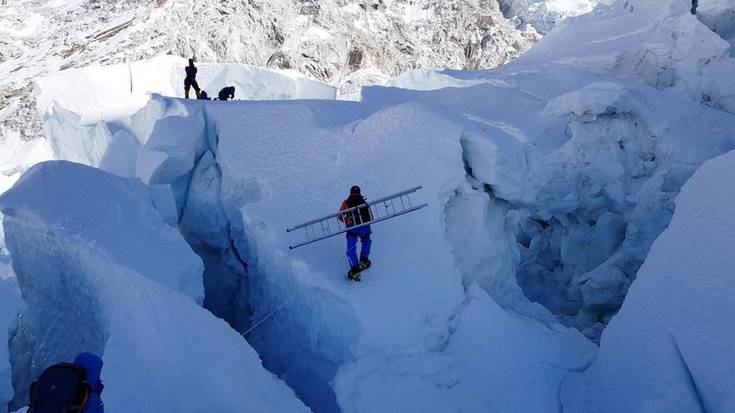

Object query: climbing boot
[348,267,362,282]
[359,257,371,270]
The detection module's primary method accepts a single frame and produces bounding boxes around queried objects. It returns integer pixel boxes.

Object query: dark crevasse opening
[174,133,349,413]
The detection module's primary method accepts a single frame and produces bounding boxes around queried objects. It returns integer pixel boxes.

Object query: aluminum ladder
[286,186,428,249]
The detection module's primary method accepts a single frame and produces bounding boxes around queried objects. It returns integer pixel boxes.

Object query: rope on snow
[241,292,300,337]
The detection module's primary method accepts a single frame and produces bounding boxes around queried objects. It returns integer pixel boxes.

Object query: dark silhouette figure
[217,86,236,101]
[28,352,105,413]
[184,58,201,99]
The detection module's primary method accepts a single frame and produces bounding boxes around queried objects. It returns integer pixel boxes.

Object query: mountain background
[0,0,599,142]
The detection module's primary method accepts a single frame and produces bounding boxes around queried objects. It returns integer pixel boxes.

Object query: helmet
[350,185,361,195]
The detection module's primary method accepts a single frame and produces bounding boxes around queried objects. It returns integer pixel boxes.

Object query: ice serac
[0,161,203,302]
[517,0,735,113]
[0,161,308,412]
[561,149,735,413]
[362,61,735,338]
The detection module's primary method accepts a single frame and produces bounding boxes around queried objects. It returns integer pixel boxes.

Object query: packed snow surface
[561,149,735,413]
[0,161,307,412]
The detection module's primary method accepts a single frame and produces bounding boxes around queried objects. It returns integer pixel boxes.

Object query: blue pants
[346,226,372,268]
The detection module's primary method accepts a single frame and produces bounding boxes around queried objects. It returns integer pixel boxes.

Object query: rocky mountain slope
[1,0,549,143]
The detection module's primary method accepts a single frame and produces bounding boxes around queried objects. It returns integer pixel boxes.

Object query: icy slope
[516,0,735,112]
[202,98,596,412]
[560,148,735,413]
[0,161,308,412]
[362,69,735,336]
[45,91,597,412]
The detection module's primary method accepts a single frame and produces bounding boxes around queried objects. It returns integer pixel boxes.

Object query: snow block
[0,161,203,302]
[136,109,205,185]
[98,130,139,178]
[561,149,735,413]
[43,104,114,167]
[182,151,230,250]
[0,161,307,412]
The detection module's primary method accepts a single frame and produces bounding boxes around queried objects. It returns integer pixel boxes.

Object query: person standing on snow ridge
[184,58,201,99]
[338,185,372,281]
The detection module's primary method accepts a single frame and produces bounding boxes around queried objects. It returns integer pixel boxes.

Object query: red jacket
[338,200,353,226]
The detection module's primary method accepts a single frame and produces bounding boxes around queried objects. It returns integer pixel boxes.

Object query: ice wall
[0,161,308,412]
[33,56,336,168]
[362,66,735,339]
[561,149,735,413]
[0,278,22,413]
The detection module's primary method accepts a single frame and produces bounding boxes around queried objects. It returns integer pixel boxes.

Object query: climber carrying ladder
[286,185,428,281]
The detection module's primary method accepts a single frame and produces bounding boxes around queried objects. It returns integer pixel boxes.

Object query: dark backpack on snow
[29,362,91,413]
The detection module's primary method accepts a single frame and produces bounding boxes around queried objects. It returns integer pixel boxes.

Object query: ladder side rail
[286,186,424,232]
[289,203,429,249]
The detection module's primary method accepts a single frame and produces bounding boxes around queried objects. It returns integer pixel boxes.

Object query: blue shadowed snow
[0,161,308,412]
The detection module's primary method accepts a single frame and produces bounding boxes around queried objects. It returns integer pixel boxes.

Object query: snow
[0,161,307,412]
[516,0,735,113]
[0,0,734,410]
[206,98,596,412]
[501,0,599,33]
[698,0,735,49]
[34,55,336,125]
[31,56,335,173]
[0,161,204,302]
[560,149,735,413]
[0,132,53,195]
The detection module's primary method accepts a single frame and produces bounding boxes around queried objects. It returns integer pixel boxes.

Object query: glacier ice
[0,161,308,412]
[1,0,734,410]
[0,278,22,413]
[518,0,735,113]
[561,148,735,413]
